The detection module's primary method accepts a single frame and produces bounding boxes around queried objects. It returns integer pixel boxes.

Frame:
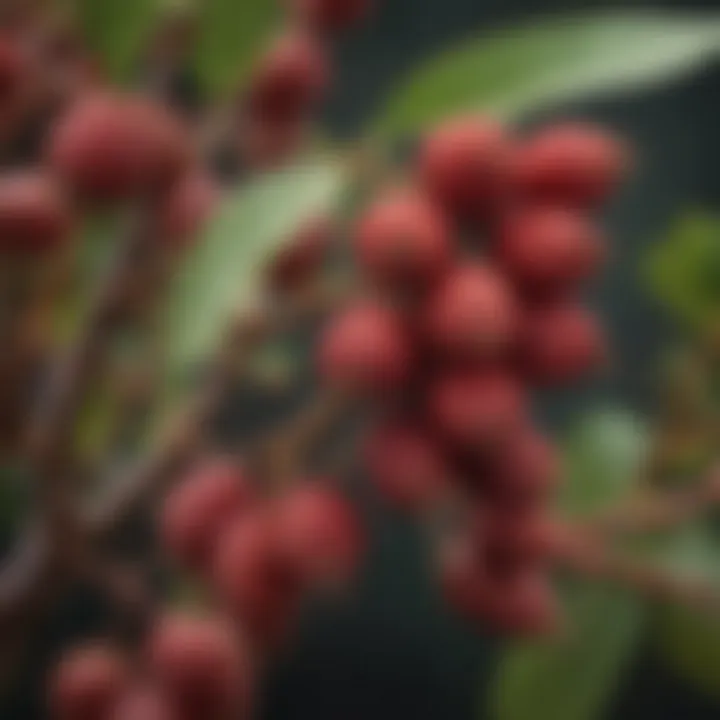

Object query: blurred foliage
[162,158,346,396]
[374,12,720,137]
[491,411,649,720]
[193,0,279,99]
[75,0,162,81]
[645,211,720,330]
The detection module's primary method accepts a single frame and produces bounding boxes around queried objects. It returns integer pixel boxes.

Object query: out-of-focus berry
[291,0,371,32]
[108,685,174,720]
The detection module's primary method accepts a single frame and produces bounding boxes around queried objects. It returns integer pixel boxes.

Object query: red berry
[267,216,334,292]
[497,207,604,296]
[239,115,306,171]
[248,32,328,123]
[213,510,300,648]
[486,429,560,504]
[318,301,412,392]
[514,123,628,208]
[157,171,219,249]
[519,303,604,385]
[160,458,254,572]
[0,36,25,103]
[424,263,518,360]
[50,644,127,720]
[48,93,189,202]
[108,686,174,720]
[365,422,447,512]
[429,370,526,451]
[147,613,252,720]
[274,485,363,587]
[354,189,451,290]
[420,116,514,221]
[0,172,72,255]
[292,0,370,32]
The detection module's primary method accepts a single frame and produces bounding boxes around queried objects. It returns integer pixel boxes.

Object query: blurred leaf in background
[374,12,720,137]
[491,410,649,720]
[645,211,720,330]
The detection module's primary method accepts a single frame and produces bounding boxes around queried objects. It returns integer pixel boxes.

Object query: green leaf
[164,157,346,385]
[490,408,648,720]
[75,0,161,81]
[194,0,279,98]
[492,582,644,720]
[374,11,720,137]
[653,525,720,698]
[644,211,720,329]
[558,408,649,517]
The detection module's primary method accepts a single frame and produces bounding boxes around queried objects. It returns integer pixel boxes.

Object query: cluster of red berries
[50,460,363,720]
[319,116,627,634]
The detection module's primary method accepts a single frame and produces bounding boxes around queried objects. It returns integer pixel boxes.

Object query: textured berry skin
[420,116,513,220]
[365,422,447,512]
[318,302,412,392]
[147,614,251,720]
[519,304,604,385]
[0,173,72,255]
[50,644,127,720]
[424,263,518,360]
[268,216,334,292]
[292,0,370,31]
[486,429,560,504]
[497,207,604,296]
[48,93,189,202]
[157,171,218,248]
[515,123,627,208]
[429,371,526,451]
[108,686,174,720]
[354,189,451,290]
[248,32,328,123]
[213,511,300,647]
[274,485,362,587]
[160,459,254,572]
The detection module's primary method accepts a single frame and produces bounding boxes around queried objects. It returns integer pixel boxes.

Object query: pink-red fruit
[160,458,254,572]
[354,189,451,290]
[424,263,518,359]
[51,644,127,720]
[0,36,25,103]
[158,171,219,248]
[319,302,412,392]
[148,613,252,720]
[292,0,370,31]
[519,304,604,385]
[365,423,447,512]
[497,207,604,296]
[109,686,174,720]
[515,123,627,208]
[248,32,328,123]
[0,172,72,255]
[420,116,514,221]
[49,93,189,202]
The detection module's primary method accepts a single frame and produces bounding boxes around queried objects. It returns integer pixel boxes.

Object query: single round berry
[248,31,328,123]
[420,116,514,221]
[354,189,451,290]
[267,216,334,293]
[514,122,628,208]
[147,613,252,720]
[157,170,219,249]
[108,685,174,720]
[518,303,604,385]
[318,301,412,392]
[274,485,362,587]
[213,510,300,648]
[486,428,560,504]
[424,263,518,360]
[0,172,72,255]
[160,458,254,572]
[50,644,127,720]
[48,93,189,202]
[497,207,604,296]
[291,0,370,32]
[365,422,447,512]
[429,370,526,451]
